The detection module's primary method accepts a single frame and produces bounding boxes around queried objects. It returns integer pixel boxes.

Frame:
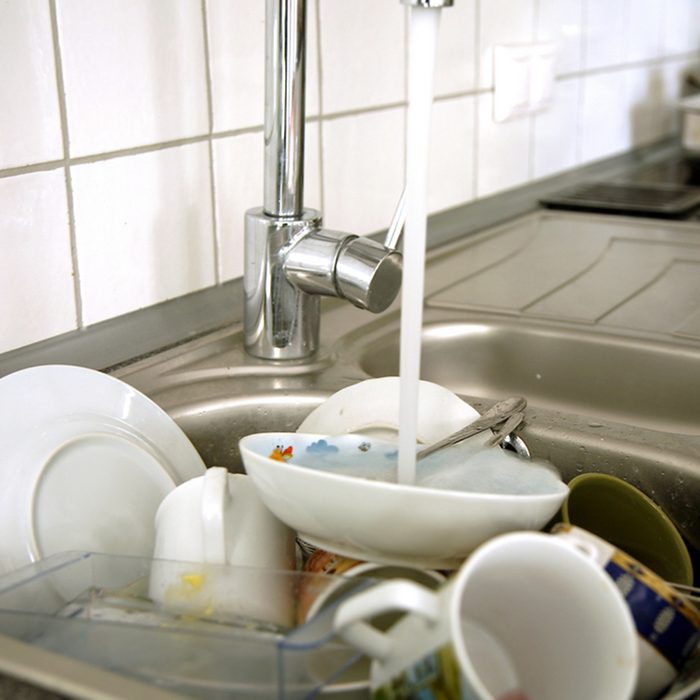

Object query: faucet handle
[335,237,402,313]
[284,229,402,314]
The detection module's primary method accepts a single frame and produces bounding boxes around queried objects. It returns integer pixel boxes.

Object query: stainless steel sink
[117,211,700,569]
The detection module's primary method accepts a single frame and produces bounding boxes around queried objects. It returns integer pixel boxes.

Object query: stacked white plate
[0,365,206,576]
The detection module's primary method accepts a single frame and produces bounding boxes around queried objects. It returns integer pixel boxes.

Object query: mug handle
[201,467,229,564]
[334,579,441,661]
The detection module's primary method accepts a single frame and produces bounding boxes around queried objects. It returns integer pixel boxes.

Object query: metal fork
[416,396,527,461]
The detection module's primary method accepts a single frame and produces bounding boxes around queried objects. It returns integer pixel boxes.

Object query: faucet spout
[244,0,403,361]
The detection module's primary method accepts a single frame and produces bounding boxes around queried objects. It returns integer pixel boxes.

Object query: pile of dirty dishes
[239,378,569,570]
[332,525,700,700]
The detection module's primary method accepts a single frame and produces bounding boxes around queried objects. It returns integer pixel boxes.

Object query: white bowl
[239,432,568,570]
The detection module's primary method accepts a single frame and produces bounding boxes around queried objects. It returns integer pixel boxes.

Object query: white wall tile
[319,0,405,114]
[479,0,535,90]
[322,108,405,235]
[476,93,531,198]
[429,97,475,213]
[533,78,580,179]
[536,0,583,75]
[583,0,626,70]
[0,1,62,168]
[57,0,208,157]
[207,0,320,132]
[661,0,700,56]
[213,123,321,282]
[0,171,76,353]
[207,1,264,132]
[579,71,630,163]
[434,0,477,97]
[624,0,662,63]
[213,132,261,283]
[72,144,215,326]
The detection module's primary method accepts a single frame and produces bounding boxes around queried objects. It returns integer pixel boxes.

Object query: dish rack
[0,552,368,699]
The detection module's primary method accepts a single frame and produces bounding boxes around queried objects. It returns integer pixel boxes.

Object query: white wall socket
[493,43,558,122]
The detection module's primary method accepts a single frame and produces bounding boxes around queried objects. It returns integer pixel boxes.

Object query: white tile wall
[533,77,580,179]
[57,0,209,156]
[71,143,215,325]
[536,0,583,76]
[322,109,405,235]
[583,0,626,70]
[0,171,75,353]
[0,1,63,168]
[580,71,630,162]
[476,93,531,197]
[624,0,663,63]
[1,0,699,354]
[318,0,405,114]
[478,0,536,89]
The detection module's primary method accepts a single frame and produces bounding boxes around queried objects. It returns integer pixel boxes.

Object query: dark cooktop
[540,155,700,220]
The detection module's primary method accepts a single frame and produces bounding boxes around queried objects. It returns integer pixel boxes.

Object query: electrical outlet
[493,43,557,122]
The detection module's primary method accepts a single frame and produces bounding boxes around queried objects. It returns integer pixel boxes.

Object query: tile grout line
[0,48,694,182]
[48,0,83,330]
[200,0,220,285]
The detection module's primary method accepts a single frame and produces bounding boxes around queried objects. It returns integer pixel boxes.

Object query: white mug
[553,524,700,700]
[149,467,296,627]
[334,531,639,700]
[298,549,445,624]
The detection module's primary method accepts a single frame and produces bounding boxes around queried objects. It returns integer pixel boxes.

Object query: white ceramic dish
[239,432,568,570]
[298,377,488,446]
[0,365,206,575]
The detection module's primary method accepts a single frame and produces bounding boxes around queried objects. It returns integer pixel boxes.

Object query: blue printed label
[606,555,700,670]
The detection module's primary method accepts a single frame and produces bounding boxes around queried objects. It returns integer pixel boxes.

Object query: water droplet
[535,373,542,380]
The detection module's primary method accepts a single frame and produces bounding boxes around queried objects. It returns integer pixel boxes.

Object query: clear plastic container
[0,552,370,699]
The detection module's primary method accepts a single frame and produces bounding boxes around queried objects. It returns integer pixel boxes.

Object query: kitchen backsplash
[2,0,699,355]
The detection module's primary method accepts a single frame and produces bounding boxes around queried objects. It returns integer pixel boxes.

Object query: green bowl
[561,472,693,586]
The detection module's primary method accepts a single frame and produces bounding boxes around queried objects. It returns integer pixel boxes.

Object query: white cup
[553,524,700,700]
[334,531,639,700]
[298,549,445,624]
[149,467,296,627]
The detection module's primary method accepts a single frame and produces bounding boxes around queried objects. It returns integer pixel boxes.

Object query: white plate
[298,377,487,446]
[240,432,568,570]
[0,365,206,575]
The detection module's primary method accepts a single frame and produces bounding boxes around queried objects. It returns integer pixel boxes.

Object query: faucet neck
[264,0,307,218]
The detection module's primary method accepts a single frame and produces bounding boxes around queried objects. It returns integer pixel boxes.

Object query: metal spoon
[416,396,527,461]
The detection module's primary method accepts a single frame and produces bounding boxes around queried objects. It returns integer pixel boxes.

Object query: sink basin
[116,212,700,576]
[351,316,700,436]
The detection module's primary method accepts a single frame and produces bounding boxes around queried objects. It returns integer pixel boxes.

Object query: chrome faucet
[244,0,403,361]
[244,0,452,361]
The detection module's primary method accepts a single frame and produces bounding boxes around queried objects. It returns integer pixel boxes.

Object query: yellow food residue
[180,572,206,592]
